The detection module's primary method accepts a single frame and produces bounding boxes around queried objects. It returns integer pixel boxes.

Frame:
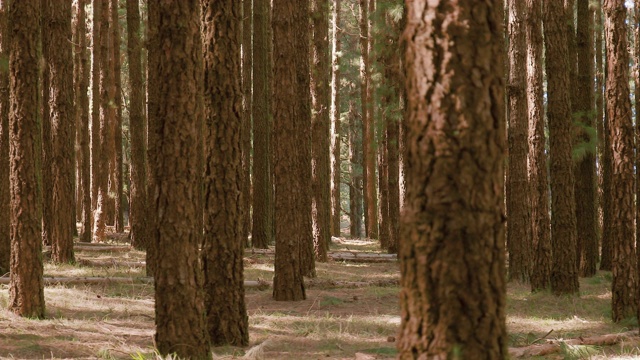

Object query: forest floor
[0,233,639,359]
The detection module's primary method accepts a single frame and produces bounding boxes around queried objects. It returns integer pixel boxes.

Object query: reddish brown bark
[330,0,342,238]
[0,0,10,273]
[201,0,249,346]
[398,1,507,357]
[604,0,637,322]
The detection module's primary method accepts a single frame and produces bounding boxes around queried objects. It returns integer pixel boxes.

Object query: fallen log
[0,277,153,285]
[77,259,146,268]
[508,331,639,358]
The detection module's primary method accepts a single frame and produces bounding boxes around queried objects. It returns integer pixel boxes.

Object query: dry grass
[0,237,638,359]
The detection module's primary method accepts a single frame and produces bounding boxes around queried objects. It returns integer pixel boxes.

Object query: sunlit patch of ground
[1,236,639,359]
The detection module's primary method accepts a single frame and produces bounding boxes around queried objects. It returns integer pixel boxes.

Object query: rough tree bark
[272,0,311,300]
[251,0,274,249]
[201,0,249,346]
[398,1,507,357]
[527,0,552,292]
[112,0,123,233]
[506,0,531,284]
[575,0,598,277]
[241,0,252,247]
[544,0,580,295]
[310,0,330,262]
[9,0,46,318]
[0,0,10,274]
[152,1,209,358]
[127,0,146,250]
[604,0,637,322]
[45,0,76,263]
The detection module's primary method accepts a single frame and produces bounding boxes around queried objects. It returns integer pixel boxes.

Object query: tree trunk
[575,0,598,277]
[349,99,363,238]
[398,1,507,357]
[598,2,612,272]
[0,0,10,274]
[604,0,637,322]
[358,0,377,240]
[201,0,249,346]
[310,0,330,263]
[635,2,640,300]
[46,0,75,263]
[93,0,111,242]
[76,0,91,244]
[507,0,531,284]
[251,0,274,250]
[543,0,580,295]
[377,122,389,251]
[112,0,123,233]
[9,0,46,318]
[527,0,551,292]
[330,0,341,238]
[127,0,146,250]
[241,0,252,248]
[91,0,101,215]
[41,0,52,248]
[272,0,311,300]
[145,0,158,276]
[152,2,209,358]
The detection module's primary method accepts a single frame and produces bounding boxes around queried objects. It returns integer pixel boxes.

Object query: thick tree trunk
[543,0,580,295]
[398,1,507,357]
[310,0,330,263]
[330,0,342,238]
[507,0,531,284]
[0,0,10,274]
[9,0,46,318]
[127,0,146,250]
[604,0,637,322]
[46,0,76,263]
[272,0,311,300]
[527,0,551,292]
[201,0,249,347]
[152,2,209,358]
[575,0,598,277]
[251,0,274,250]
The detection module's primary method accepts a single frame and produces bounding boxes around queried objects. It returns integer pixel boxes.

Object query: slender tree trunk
[251,0,274,249]
[330,0,342,238]
[377,125,389,250]
[358,0,377,239]
[41,0,52,247]
[0,0,10,274]
[272,0,311,300]
[9,0,46,318]
[46,0,75,263]
[93,0,110,242]
[77,0,91,244]
[310,0,330,262]
[635,0,640,275]
[604,0,637,322]
[145,0,158,276]
[527,0,551,292]
[91,0,101,216]
[349,100,363,238]
[127,0,146,249]
[201,0,249,346]
[398,1,507,356]
[575,0,598,277]
[112,0,123,233]
[544,0,580,295]
[153,2,209,358]
[507,0,531,284]
[241,0,252,247]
